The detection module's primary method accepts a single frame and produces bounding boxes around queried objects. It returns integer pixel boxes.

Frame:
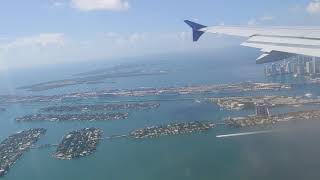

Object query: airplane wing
[184,20,320,64]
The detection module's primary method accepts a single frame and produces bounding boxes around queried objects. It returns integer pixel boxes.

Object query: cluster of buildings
[209,95,320,111]
[54,128,102,160]
[0,82,292,104]
[225,109,320,128]
[40,103,160,113]
[15,112,128,122]
[0,129,46,177]
[255,103,270,117]
[264,55,320,77]
[129,121,215,139]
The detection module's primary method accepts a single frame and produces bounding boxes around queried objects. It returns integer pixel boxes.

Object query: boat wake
[216,130,274,138]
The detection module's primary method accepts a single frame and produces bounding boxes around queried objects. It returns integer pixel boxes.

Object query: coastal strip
[1,82,291,104]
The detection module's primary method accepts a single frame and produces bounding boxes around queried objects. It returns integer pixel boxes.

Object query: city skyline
[264,55,320,77]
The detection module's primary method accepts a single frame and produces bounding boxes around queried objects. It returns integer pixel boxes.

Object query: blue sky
[1,0,320,70]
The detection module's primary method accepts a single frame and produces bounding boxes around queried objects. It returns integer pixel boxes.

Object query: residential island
[0,128,46,177]
[54,128,102,160]
[225,110,320,128]
[15,112,128,122]
[129,121,215,139]
[40,102,160,113]
[208,95,320,111]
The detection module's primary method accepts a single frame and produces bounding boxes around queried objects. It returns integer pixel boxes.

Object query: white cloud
[71,0,129,11]
[0,33,66,70]
[0,31,240,71]
[306,0,320,14]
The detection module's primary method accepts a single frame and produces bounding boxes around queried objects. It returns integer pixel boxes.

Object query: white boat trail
[216,130,274,138]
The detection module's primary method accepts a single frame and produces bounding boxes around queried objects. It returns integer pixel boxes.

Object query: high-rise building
[280,64,286,75]
[311,57,317,74]
[314,57,320,74]
[306,61,312,74]
[271,63,277,75]
[255,103,270,117]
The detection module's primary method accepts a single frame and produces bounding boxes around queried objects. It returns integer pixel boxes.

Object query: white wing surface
[185,20,320,64]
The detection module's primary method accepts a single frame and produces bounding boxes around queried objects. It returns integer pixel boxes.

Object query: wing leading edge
[184,20,320,64]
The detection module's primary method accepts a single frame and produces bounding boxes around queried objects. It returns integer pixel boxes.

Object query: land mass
[0,128,46,177]
[2,82,291,104]
[54,128,102,160]
[225,110,320,128]
[40,102,160,113]
[208,95,320,111]
[129,121,215,139]
[15,112,128,122]
[18,70,168,92]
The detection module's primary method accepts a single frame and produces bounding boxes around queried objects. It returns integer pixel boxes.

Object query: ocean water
[1,48,320,180]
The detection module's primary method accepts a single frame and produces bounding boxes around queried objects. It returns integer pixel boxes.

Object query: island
[40,102,160,113]
[15,112,128,122]
[225,110,320,128]
[129,121,215,139]
[208,95,320,111]
[54,128,102,160]
[17,70,168,92]
[1,82,292,104]
[0,128,46,177]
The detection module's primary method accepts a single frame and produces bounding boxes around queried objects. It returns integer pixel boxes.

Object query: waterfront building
[271,63,277,75]
[306,61,312,74]
[255,103,270,117]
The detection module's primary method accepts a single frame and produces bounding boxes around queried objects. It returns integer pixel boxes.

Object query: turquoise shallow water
[1,49,320,179]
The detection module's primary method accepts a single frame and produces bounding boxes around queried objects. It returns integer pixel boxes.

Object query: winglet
[184,20,207,42]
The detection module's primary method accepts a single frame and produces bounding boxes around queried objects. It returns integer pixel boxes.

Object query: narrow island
[129,121,215,139]
[54,128,102,160]
[208,95,320,111]
[225,110,320,128]
[15,112,128,122]
[17,70,168,92]
[40,102,160,113]
[0,128,46,177]
[2,82,291,104]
